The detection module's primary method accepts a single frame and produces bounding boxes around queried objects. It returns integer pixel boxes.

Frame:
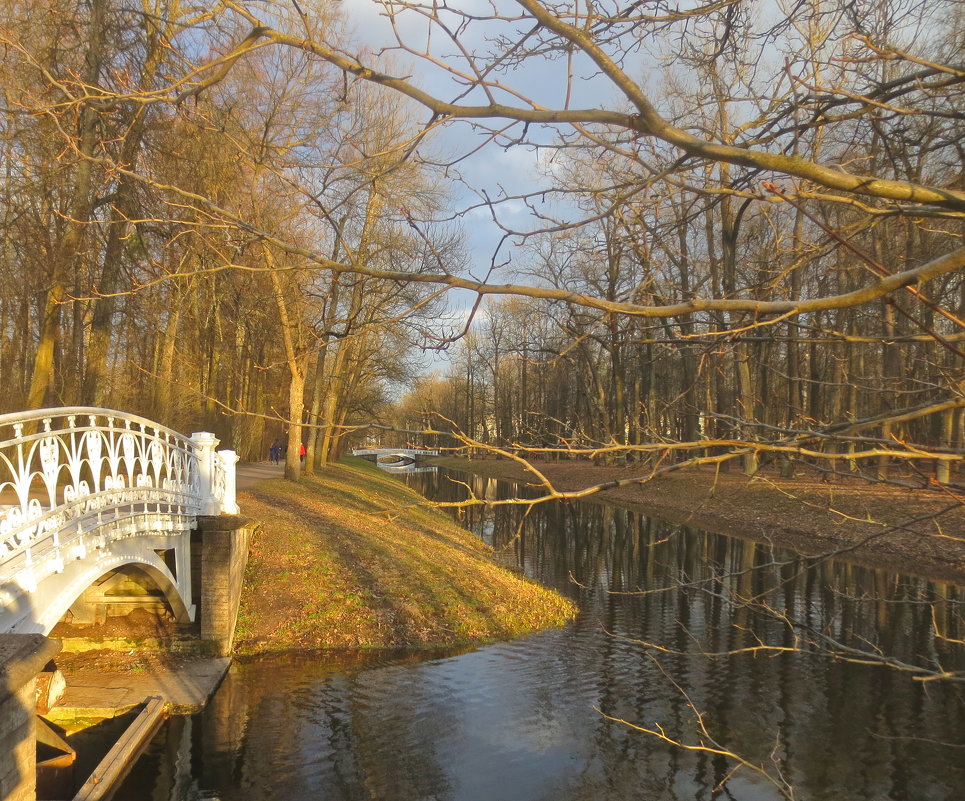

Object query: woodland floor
[431,456,965,585]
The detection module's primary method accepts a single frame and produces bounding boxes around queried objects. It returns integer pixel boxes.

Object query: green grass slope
[233,458,576,653]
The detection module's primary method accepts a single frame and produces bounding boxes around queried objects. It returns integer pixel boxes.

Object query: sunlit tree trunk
[269,258,307,480]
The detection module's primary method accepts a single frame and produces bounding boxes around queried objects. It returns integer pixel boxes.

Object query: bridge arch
[28,550,191,635]
[0,407,239,637]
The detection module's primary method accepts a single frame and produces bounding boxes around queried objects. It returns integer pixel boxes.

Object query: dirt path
[236,460,284,489]
[432,457,965,585]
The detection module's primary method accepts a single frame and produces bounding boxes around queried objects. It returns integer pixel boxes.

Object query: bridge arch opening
[47,560,191,640]
[376,454,415,466]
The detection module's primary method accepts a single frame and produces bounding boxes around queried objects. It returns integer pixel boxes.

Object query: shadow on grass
[237,464,575,652]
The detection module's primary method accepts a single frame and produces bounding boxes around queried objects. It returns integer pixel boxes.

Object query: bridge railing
[0,408,237,586]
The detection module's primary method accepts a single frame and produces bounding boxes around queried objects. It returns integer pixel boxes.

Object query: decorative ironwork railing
[0,408,238,587]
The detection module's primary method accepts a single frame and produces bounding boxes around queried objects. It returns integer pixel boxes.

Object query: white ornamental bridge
[352,448,439,461]
[0,407,239,635]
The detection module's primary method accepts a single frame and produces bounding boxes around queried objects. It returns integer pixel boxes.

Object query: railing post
[217,449,240,514]
[190,432,221,515]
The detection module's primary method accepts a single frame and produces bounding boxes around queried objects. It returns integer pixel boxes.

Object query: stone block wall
[195,516,258,656]
[0,634,60,801]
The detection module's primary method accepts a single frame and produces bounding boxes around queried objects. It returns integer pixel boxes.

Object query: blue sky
[336,0,620,255]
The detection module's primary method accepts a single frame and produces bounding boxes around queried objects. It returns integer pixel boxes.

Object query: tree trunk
[155,307,181,421]
[285,367,305,481]
[28,0,105,409]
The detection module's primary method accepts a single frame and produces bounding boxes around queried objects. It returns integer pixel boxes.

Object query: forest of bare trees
[0,0,962,485]
[376,0,963,488]
[0,0,461,473]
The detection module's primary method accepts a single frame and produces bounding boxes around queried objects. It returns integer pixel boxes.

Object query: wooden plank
[72,696,167,801]
[36,715,76,766]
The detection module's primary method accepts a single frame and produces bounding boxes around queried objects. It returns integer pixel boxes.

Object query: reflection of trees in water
[412,469,964,672]
[334,669,454,801]
[406,468,965,799]
[194,654,455,801]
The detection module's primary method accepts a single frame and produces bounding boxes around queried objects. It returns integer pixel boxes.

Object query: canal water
[117,467,965,800]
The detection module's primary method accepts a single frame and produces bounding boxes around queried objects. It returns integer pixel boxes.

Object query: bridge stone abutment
[193,515,258,656]
[0,634,60,801]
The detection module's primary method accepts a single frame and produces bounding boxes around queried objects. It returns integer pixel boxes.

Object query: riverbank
[233,458,576,653]
[431,456,965,584]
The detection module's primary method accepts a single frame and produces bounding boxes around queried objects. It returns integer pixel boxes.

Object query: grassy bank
[431,456,965,584]
[233,458,576,654]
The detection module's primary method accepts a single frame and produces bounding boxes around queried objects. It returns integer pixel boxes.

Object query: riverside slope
[234,458,576,653]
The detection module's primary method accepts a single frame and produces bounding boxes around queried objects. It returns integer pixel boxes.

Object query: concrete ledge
[47,655,232,725]
[57,635,205,654]
[0,634,61,700]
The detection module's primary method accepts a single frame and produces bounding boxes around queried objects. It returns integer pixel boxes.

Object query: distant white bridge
[352,448,439,461]
[0,408,239,634]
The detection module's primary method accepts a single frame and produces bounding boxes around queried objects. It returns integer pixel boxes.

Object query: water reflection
[428,470,965,672]
[375,462,439,475]
[119,468,965,801]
